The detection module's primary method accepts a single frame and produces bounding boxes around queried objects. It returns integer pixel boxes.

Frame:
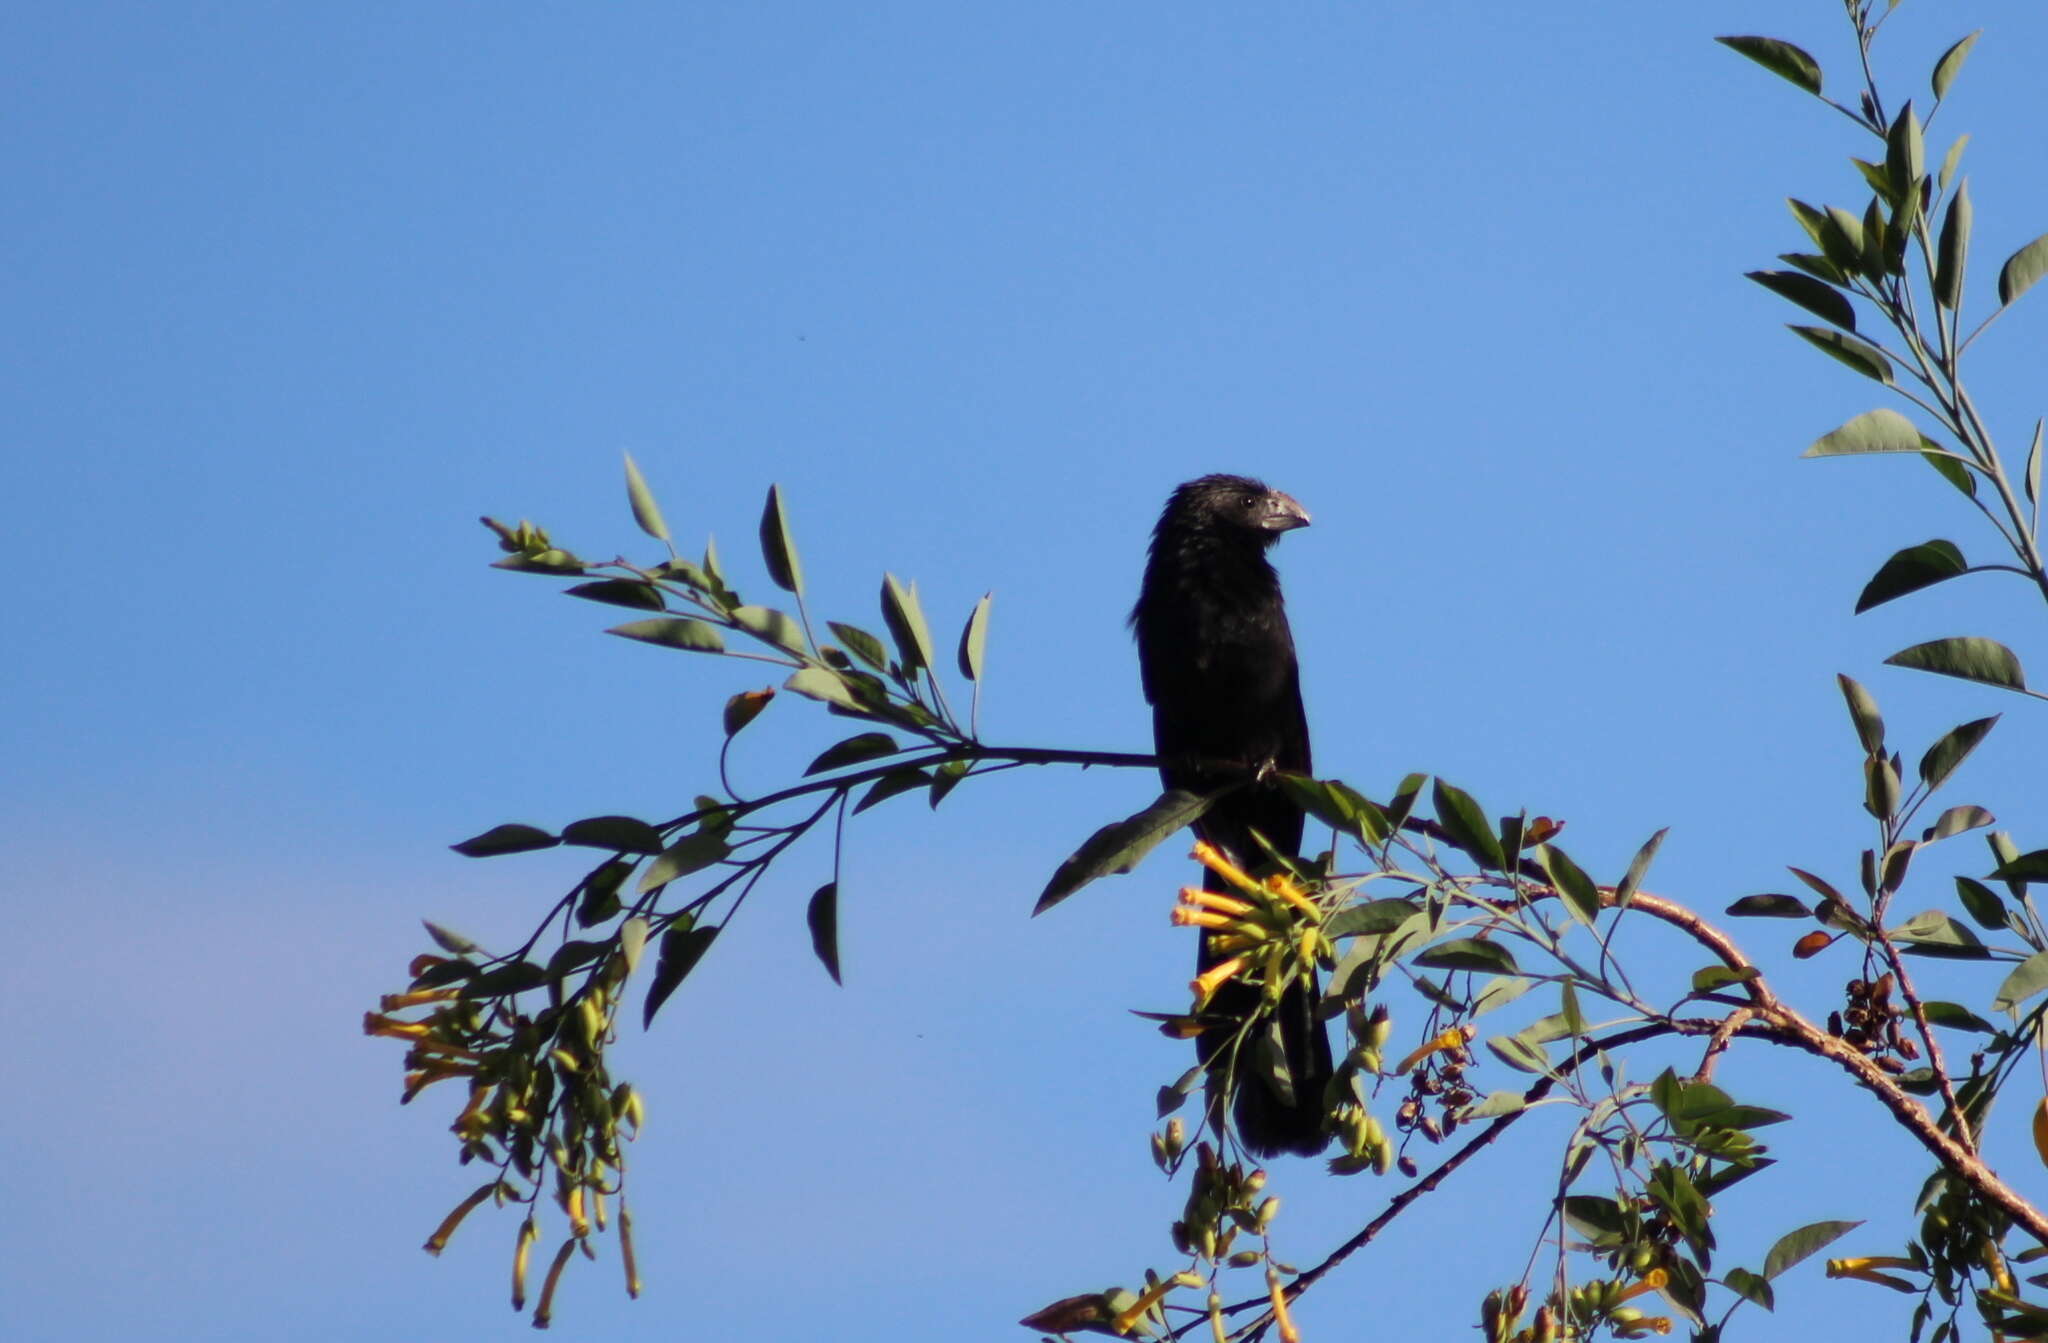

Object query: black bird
[1131,474,1332,1157]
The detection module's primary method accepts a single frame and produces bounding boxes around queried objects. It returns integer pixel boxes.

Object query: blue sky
[6,3,2048,1340]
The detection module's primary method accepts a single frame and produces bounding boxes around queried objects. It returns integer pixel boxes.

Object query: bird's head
[1165,474,1311,546]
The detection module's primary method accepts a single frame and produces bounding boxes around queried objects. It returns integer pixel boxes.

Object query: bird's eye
[1242,495,1258,509]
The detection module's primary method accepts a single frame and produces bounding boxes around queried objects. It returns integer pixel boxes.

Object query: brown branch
[1869,926,1978,1157]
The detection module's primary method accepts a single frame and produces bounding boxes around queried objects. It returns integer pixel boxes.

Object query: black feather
[1132,474,1331,1157]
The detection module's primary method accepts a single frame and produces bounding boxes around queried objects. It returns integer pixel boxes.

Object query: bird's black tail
[1196,866,1334,1159]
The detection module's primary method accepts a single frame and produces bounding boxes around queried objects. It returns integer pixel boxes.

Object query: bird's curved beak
[1262,491,1311,533]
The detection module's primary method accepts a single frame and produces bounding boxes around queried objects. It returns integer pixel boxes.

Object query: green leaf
[1837,674,1886,753]
[1921,1000,1996,1034]
[806,732,900,775]
[880,573,935,672]
[1414,938,1519,975]
[491,550,586,575]
[1932,31,1980,100]
[1561,1194,1625,1242]
[1927,806,1994,842]
[853,767,931,814]
[1034,789,1215,915]
[1764,1220,1861,1280]
[1611,827,1669,908]
[608,617,726,654]
[544,939,606,981]
[1935,179,1971,310]
[575,858,632,927]
[1780,250,1848,285]
[2028,421,2044,510]
[451,823,559,858]
[1991,950,2048,1012]
[423,920,480,955]
[1990,851,2048,883]
[956,592,992,681]
[559,815,666,855]
[1787,867,1845,904]
[1951,876,2006,932]
[731,605,804,652]
[1325,898,1423,939]
[1746,270,1855,330]
[807,882,841,984]
[1559,981,1586,1036]
[1716,35,1821,95]
[1540,844,1602,926]
[564,579,666,611]
[1918,716,1998,790]
[1462,1091,1528,1120]
[643,924,718,1027]
[1473,975,1533,1017]
[1998,232,2048,307]
[826,621,891,671]
[723,689,773,737]
[783,666,864,713]
[1692,965,1761,993]
[1923,447,1977,499]
[1727,894,1812,919]
[1855,540,1968,613]
[1487,1032,1553,1074]
[621,453,670,543]
[1884,102,1924,199]
[1725,1267,1775,1311]
[928,757,969,809]
[638,828,730,892]
[1806,407,1919,457]
[1939,135,1970,195]
[1791,325,1893,383]
[1431,779,1506,870]
[757,485,803,595]
[1890,909,1988,958]
[1885,637,2027,691]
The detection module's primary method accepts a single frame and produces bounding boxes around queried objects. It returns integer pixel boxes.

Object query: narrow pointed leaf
[643,924,718,1027]
[956,592,992,681]
[565,579,666,611]
[608,617,725,654]
[1992,950,2048,1013]
[758,485,803,595]
[560,816,666,855]
[853,767,932,814]
[1935,179,1970,309]
[1746,271,1855,330]
[731,605,804,652]
[805,732,900,775]
[1939,134,1969,193]
[1837,674,1886,753]
[423,920,481,955]
[1727,894,1812,919]
[1923,448,1977,499]
[1764,1220,1861,1279]
[1414,938,1518,975]
[1918,715,1998,790]
[1884,102,1923,198]
[1990,851,2048,883]
[1541,844,1602,926]
[1725,1267,1775,1311]
[1999,232,2048,307]
[1431,779,1506,870]
[452,823,560,858]
[1035,789,1215,915]
[1716,36,1821,95]
[806,882,841,984]
[1791,326,1892,383]
[1885,637,2026,691]
[1611,828,1669,908]
[1953,876,2007,929]
[1928,806,1995,842]
[638,829,730,892]
[622,453,670,543]
[1806,407,1918,456]
[880,573,935,672]
[2027,420,2043,508]
[723,688,774,737]
[1856,540,1967,613]
[784,666,864,712]
[826,621,890,671]
[1932,31,1980,100]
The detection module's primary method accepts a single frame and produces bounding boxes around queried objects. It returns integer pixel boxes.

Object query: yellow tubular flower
[1111,1277,1179,1335]
[362,1013,432,1040]
[1395,1024,1476,1075]
[1191,956,1247,1005]
[1193,841,1262,895]
[1173,906,1242,931]
[1267,1270,1301,1343]
[1181,886,1256,917]
[1264,874,1321,919]
[1611,1269,1668,1304]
